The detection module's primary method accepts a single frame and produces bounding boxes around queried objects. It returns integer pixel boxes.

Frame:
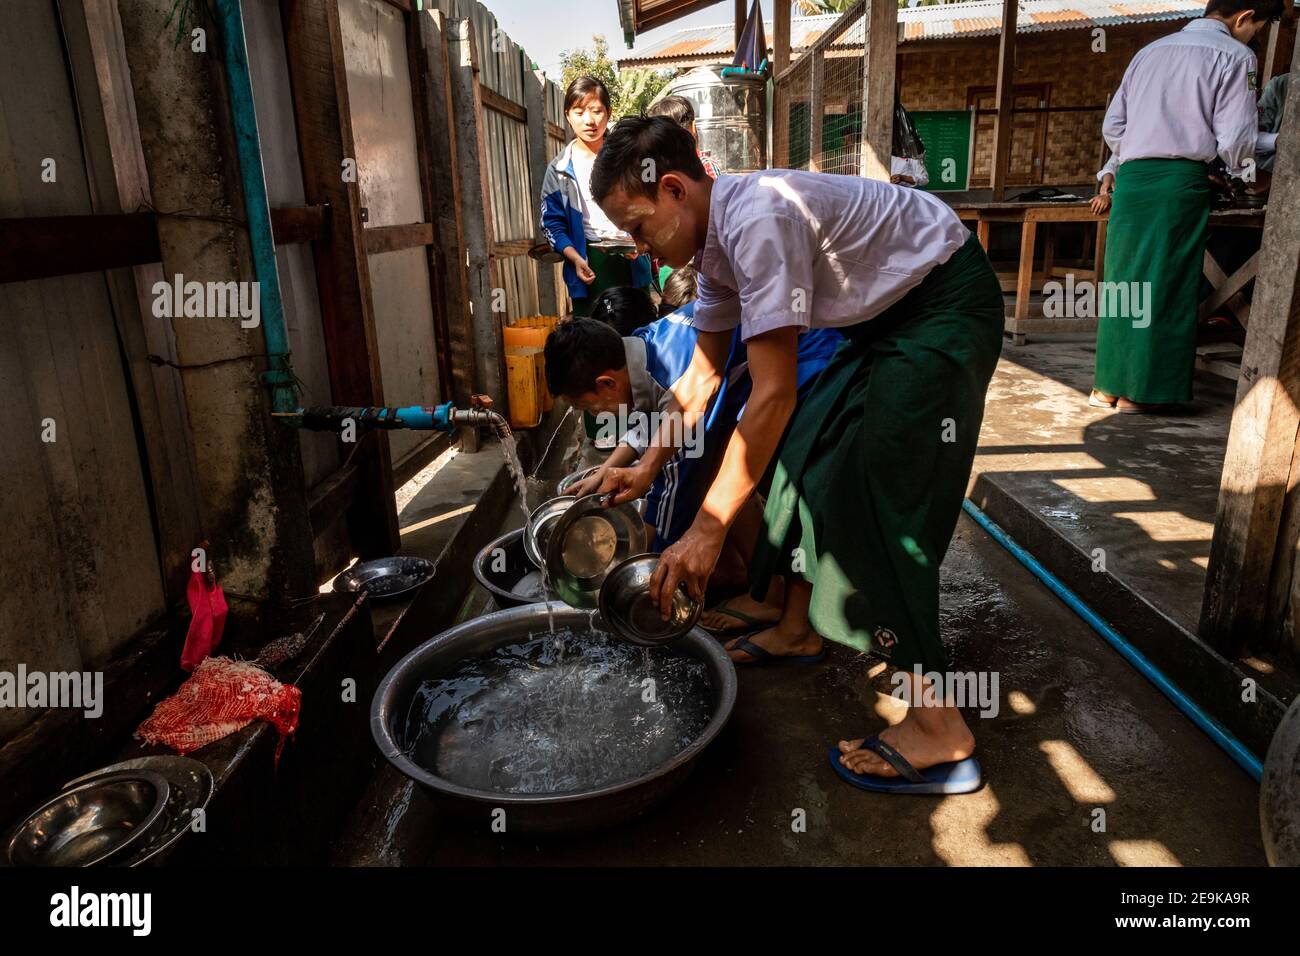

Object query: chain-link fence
[774,5,867,175]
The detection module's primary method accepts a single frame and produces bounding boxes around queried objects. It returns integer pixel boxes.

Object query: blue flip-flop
[828,735,983,795]
[728,635,827,667]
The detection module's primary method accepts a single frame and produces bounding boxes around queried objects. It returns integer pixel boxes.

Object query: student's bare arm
[599,329,732,503]
[650,327,800,614]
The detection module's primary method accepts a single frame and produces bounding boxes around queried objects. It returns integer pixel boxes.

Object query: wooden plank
[449,14,507,410]
[1014,219,1037,324]
[0,213,159,283]
[362,221,434,254]
[492,238,534,258]
[271,204,329,245]
[809,49,825,172]
[1198,250,1259,319]
[1201,36,1300,657]
[990,0,1018,201]
[774,0,866,83]
[774,0,790,75]
[546,120,566,142]
[735,0,745,48]
[480,83,526,123]
[280,0,400,559]
[417,10,478,449]
[308,462,359,534]
[525,67,559,314]
[858,0,896,182]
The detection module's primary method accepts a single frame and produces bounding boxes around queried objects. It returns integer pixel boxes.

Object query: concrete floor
[335,508,1265,866]
[973,337,1234,636]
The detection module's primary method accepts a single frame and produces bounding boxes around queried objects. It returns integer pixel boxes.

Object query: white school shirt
[570,149,630,243]
[691,169,970,340]
[1102,18,1260,177]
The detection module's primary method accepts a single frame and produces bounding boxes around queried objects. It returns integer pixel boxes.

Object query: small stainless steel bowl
[5,769,170,867]
[334,555,436,601]
[523,495,576,569]
[556,465,600,495]
[599,554,702,646]
[545,495,648,609]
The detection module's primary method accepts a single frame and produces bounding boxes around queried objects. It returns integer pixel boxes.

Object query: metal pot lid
[524,495,576,569]
[544,494,647,609]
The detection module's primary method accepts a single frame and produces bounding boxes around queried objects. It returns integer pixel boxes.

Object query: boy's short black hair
[591,116,707,204]
[590,286,657,335]
[544,318,626,397]
[646,95,695,130]
[659,265,697,315]
[564,74,611,114]
[1205,0,1283,19]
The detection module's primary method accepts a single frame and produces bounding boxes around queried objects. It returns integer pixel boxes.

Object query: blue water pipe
[215,0,297,414]
[960,498,1263,782]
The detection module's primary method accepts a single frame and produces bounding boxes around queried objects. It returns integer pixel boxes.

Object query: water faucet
[277,401,512,440]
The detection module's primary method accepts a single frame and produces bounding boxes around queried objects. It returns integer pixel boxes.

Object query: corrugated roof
[620,0,1203,67]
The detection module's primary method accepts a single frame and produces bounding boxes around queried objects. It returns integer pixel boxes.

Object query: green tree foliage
[559,35,672,120]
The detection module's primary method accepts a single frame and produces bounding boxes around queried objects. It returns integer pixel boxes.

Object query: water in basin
[403,628,713,795]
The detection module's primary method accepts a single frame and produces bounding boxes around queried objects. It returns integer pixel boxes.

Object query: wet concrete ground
[335,509,1264,866]
[973,337,1234,636]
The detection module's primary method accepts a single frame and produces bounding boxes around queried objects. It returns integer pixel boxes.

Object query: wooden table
[1195,208,1266,380]
[951,201,1108,345]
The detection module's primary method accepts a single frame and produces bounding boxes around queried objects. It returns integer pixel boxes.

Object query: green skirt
[571,246,652,317]
[749,235,1003,672]
[1094,158,1210,404]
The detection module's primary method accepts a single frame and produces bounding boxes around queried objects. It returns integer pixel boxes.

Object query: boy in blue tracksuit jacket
[541,138,653,311]
[543,303,840,588]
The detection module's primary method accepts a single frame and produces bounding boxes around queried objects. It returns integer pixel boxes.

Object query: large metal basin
[370,603,736,833]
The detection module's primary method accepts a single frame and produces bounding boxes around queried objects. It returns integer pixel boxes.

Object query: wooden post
[280,0,400,558]
[773,0,791,168]
[774,0,790,76]
[736,0,747,50]
[448,16,507,414]
[858,0,897,181]
[809,49,825,172]
[525,68,559,314]
[990,0,1018,200]
[1201,40,1300,656]
[415,9,480,451]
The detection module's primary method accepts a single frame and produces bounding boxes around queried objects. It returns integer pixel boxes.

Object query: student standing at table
[588,117,1001,794]
[1092,0,1280,414]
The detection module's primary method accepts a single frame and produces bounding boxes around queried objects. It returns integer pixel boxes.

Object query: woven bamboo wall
[897,23,1175,185]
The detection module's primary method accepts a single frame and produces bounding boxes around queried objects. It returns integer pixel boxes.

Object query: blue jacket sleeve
[540,164,575,256]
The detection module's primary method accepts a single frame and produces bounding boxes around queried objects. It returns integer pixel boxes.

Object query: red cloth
[181,570,228,671]
[137,657,301,759]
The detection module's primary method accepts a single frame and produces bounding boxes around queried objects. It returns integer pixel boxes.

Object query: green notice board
[911,110,973,192]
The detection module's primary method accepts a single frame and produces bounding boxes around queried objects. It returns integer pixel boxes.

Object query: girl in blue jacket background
[540,75,653,317]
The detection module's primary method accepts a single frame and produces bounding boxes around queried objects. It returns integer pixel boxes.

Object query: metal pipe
[215,0,297,414]
[960,498,1263,782]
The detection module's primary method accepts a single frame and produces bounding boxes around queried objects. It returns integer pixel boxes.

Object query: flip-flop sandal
[701,600,779,636]
[1088,391,1117,408]
[828,735,983,795]
[727,636,827,667]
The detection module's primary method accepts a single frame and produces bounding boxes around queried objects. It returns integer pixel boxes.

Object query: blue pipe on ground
[216,0,297,414]
[961,498,1263,782]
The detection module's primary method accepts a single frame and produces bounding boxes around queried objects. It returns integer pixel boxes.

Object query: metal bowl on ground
[371,603,736,833]
[599,554,702,647]
[544,494,647,609]
[5,769,170,867]
[58,756,214,867]
[473,528,557,609]
[523,495,576,569]
[334,555,436,601]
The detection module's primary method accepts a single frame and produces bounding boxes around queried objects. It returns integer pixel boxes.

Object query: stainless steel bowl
[523,495,577,569]
[370,603,736,832]
[599,554,702,647]
[556,465,600,495]
[334,555,436,601]
[544,494,647,609]
[5,769,170,867]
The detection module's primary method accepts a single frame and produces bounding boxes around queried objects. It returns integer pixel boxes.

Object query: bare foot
[1116,397,1168,414]
[701,593,782,634]
[726,622,822,663]
[837,714,975,778]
